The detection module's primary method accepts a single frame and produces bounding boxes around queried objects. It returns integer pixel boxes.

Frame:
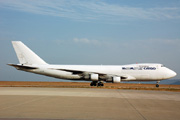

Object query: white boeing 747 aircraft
[8,41,176,87]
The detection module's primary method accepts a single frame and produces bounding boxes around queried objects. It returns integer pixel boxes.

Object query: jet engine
[105,76,121,83]
[90,73,99,81]
[83,73,99,81]
[112,76,121,83]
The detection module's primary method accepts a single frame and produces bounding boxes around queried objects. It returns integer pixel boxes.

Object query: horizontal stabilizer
[8,64,38,70]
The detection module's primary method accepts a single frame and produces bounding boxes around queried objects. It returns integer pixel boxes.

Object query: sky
[0,0,180,81]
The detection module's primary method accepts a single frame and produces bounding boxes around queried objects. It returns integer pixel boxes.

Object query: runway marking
[116,90,147,120]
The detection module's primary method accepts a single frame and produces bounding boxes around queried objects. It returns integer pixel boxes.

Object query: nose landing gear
[156,81,160,88]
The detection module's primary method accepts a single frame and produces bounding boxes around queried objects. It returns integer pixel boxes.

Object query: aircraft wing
[55,68,129,80]
[57,68,85,74]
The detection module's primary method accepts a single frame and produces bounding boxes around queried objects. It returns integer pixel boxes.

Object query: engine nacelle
[112,76,121,83]
[90,74,99,81]
[105,76,121,83]
[83,73,90,80]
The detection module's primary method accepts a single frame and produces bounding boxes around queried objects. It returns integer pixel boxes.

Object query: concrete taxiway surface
[0,87,180,120]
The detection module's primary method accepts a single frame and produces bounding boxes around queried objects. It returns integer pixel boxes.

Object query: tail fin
[12,41,48,65]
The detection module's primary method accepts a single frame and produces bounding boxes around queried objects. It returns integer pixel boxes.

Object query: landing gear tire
[97,82,104,87]
[90,81,104,87]
[156,84,159,88]
[90,81,97,86]
[156,81,160,88]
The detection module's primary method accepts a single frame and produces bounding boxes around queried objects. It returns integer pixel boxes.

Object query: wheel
[156,81,160,88]
[90,81,97,86]
[98,82,101,86]
[97,82,104,87]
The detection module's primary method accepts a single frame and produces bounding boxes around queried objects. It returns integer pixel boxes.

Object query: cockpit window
[161,64,165,67]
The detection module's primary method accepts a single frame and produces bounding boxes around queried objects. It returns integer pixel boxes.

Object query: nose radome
[169,70,177,78]
[171,71,177,77]
[163,68,177,79]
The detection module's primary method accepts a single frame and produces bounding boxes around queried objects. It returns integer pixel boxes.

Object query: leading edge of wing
[55,68,125,78]
[55,68,136,80]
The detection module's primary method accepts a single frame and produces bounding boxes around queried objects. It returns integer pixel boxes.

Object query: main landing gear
[156,81,160,88]
[90,81,104,87]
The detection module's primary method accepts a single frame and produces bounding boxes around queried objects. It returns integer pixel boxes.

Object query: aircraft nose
[168,70,177,78]
[171,70,177,77]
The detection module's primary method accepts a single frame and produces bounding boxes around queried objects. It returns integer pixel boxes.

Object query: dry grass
[0,81,180,92]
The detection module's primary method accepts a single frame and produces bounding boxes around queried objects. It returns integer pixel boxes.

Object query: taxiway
[0,87,180,120]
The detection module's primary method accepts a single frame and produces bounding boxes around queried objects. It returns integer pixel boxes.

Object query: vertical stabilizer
[12,41,48,65]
